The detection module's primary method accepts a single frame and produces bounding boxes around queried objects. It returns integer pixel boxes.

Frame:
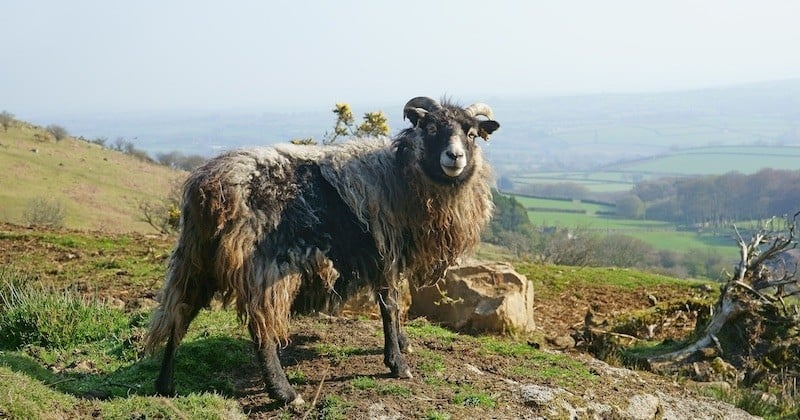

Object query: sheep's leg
[154,304,203,396]
[250,325,304,405]
[378,288,413,378]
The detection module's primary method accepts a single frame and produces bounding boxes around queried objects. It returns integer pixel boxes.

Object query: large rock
[409,262,535,334]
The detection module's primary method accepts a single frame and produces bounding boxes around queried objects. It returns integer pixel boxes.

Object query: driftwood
[646,213,800,383]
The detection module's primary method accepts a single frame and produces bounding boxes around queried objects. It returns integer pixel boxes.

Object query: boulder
[409,262,535,334]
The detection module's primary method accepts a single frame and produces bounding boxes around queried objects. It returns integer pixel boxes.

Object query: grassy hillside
[0,122,184,232]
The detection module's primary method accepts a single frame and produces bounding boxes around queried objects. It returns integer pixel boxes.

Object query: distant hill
[36,79,800,178]
[511,144,800,194]
[0,121,184,233]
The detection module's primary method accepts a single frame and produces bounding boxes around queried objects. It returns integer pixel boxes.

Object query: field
[510,145,800,194]
[513,195,739,259]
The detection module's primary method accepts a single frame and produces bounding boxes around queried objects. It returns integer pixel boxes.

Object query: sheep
[143,96,501,405]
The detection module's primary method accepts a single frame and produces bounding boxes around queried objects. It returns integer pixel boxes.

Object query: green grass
[0,277,130,350]
[350,376,377,390]
[416,350,446,375]
[510,145,800,195]
[479,336,597,387]
[312,343,372,364]
[425,410,452,420]
[515,263,716,300]
[0,267,249,417]
[318,394,352,420]
[507,193,741,257]
[611,146,800,175]
[0,227,173,294]
[405,318,461,343]
[452,386,496,408]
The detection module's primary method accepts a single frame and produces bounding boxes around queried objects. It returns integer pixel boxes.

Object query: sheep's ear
[478,120,500,140]
[403,108,428,127]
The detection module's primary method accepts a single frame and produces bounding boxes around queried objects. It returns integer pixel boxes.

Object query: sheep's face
[397,98,500,186]
[416,108,499,185]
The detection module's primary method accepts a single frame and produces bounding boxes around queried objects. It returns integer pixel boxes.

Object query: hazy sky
[3,0,800,118]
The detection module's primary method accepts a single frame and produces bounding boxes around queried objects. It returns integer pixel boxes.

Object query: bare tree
[0,111,14,132]
[46,124,69,142]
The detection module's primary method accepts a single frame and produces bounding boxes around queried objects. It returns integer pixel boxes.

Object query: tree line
[627,168,800,226]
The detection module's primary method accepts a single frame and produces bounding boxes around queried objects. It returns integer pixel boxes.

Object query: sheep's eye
[426,124,438,136]
[467,128,478,139]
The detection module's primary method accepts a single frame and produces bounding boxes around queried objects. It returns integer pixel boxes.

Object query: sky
[3,0,800,119]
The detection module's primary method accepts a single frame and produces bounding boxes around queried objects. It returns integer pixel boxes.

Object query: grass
[507,194,741,258]
[405,318,461,343]
[452,386,496,408]
[511,145,800,197]
[515,263,714,300]
[479,337,597,387]
[416,350,446,375]
[318,394,351,420]
[0,267,248,417]
[0,226,173,294]
[312,343,371,364]
[0,123,184,233]
[425,410,452,420]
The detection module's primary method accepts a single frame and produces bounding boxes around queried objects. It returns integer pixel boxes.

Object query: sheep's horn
[403,97,442,121]
[465,103,494,120]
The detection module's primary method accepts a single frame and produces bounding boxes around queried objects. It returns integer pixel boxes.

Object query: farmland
[512,195,739,259]
[509,145,800,194]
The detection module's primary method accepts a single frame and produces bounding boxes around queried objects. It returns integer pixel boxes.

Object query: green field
[510,145,800,194]
[511,195,739,258]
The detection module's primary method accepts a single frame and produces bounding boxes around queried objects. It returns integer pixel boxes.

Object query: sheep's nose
[446,150,463,160]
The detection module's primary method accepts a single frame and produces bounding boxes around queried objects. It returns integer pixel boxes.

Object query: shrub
[45,124,69,142]
[22,197,65,228]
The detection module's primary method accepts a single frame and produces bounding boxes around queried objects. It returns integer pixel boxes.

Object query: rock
[546,334,576,350]
[409,262,535,334]
[464,363,483,375]
[367,402,402,420]
[625,394,660,420]
[521,384,560,407]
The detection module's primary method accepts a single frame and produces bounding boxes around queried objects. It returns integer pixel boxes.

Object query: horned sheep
[144,96,501,404]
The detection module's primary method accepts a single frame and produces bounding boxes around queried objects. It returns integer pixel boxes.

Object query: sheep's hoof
[395,367,413,379]
[289,395,305,406]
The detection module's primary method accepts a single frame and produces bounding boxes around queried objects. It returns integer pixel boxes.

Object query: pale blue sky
[3,0,800,118]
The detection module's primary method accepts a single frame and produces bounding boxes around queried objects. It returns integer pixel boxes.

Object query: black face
[418,110,479,185]
[395,101,500,186]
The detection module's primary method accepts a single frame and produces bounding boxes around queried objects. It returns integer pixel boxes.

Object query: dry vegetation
[0,121,184,232]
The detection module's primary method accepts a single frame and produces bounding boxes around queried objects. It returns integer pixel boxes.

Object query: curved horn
[464,103,494,120]
[403,96,442,121]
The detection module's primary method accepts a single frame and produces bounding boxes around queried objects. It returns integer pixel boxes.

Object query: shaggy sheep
[144,96,500,405]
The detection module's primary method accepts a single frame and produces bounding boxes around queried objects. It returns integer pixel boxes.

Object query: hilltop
[0,121,183,232]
